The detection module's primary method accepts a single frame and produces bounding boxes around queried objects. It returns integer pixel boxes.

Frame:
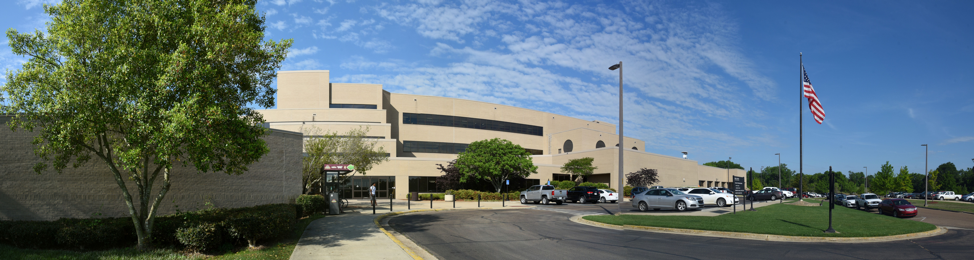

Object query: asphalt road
[389,204,974,260]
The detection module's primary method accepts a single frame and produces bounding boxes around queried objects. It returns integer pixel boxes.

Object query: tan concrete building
[259,70,744,199]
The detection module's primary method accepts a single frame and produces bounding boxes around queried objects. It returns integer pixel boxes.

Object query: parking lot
[518,197,782,216]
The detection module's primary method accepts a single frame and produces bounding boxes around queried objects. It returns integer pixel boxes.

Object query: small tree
[869,162,896,195]
[749,177,764,190]
[302,126,389,194]
[561,157,597,184]
[894,166,915,193]
[435,160,464,191]
[455,138,538,192]
[626,168,660,187]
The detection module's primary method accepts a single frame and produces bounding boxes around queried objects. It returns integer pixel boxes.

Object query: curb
[915,205,974,216]
[374,206,535,260]
[571,215,947,243]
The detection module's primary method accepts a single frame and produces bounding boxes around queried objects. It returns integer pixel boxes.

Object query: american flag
[802,65,825,124]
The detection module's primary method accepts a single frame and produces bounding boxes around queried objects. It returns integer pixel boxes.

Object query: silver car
[631,188,704,212]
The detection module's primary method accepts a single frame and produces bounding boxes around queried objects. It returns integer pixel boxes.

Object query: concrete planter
[445,194,455,202]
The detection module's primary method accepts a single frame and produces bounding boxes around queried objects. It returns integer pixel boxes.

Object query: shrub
[418,193,445,200]
[5,221,60,249]
[56,218,134,250]
[176,222,223,253]
[224,204,295,248]
[448,189,518,201]
[152,215,185,247]
[295,195,326,217]
[624,186,633,196]
[554,180,575,190]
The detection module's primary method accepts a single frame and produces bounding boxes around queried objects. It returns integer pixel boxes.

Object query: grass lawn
[0,214,326,260]
[906,199,974,214]
[584,203,935,237]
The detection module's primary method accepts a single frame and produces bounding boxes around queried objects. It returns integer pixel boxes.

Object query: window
[402,113,543,136]
[632,147,638,150]
[330,104,377,109]
[563,140,573,153]
[596,141,605,148]
[408,176,443,193]
[542,186,554,190]
[403,140,540,155]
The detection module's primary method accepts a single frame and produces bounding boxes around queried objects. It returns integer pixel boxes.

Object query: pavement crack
[909,239,945,260]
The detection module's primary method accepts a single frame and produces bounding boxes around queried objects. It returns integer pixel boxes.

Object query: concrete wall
[0,116,303,221]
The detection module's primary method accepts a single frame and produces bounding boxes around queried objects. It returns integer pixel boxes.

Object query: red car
[878,198,918,218]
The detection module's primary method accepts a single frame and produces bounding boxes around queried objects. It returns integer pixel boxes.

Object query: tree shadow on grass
[779,219,820,231]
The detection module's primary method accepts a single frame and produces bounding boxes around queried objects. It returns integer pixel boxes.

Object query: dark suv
[567,186,602,203]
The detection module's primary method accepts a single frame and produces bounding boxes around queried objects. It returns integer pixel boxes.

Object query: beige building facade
[260,70,745,199]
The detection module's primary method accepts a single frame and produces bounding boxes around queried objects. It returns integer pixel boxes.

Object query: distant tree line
[706,160,974,195]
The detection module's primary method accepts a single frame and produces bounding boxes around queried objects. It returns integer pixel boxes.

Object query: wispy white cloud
[281,59,323,71]
[940,136,974,145]
[908,108,916,118]
[355,1,775,151]
[266,8,279,16]
[288,46,319,57]
[293,14,312,26]
[336,20,357,32]
[16,0,58,10]
[270,0,287,6]
[269,20,288,31]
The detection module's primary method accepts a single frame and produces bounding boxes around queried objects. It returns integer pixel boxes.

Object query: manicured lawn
[0,214,326,260]
[906,199,974,214]
[584,203,935,237]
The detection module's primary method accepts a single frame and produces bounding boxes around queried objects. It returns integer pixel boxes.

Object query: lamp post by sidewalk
[922,144,928,207]
[609,61,623,215]
[775,153,781,203]
[863,166,868,193]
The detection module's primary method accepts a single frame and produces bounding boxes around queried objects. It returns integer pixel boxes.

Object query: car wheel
[638,201,649,212]
[893,211,899,218]
[771,195,777,201]
[857,204,862,210]
[580,197,586,204]
[541,197,549,205]
[955,197,959,201]
[520,196,527,204]
[600,197,606,203]
[716,198,726,207]
[676,201,687,211]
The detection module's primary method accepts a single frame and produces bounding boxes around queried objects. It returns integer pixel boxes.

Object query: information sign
[732,176,746,195]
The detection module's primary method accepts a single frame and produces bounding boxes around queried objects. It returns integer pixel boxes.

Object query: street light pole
[776,153,781,203]
[922,144,928,206]
[609,62,623,215]
[863,166,868,193]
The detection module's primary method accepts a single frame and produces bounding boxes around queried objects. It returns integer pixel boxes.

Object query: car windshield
[846,196,857,200]
[864,195,879,199]
[666,189,686,195]
[894,200,912,206]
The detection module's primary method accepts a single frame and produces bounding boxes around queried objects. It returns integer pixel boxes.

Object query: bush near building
[0,204,297,252]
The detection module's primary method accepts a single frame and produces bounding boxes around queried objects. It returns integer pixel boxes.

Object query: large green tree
[703,160,743,170]
[936,162,959,191]
[561,157,597,184]
[455,138,538,192]
[869,162,896,195]
[893,166,915,193]
[301,126,389,194]
[1,0,290,250]
[759,164,795,189]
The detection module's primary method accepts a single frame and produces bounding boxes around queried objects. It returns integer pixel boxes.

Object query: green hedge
[295,195,326,217]
[445,189,519,201]
[176,222,223,253]
[551,181,614,191]
[0,203,297,251]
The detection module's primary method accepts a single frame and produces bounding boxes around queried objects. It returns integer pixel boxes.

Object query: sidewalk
[290,198,522,260]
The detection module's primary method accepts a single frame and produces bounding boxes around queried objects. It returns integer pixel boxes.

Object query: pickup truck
[936,191,961,201]
[520,185,567,205]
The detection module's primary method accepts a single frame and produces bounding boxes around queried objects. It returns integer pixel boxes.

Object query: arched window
[595,141,605,148]
[632,146,638,150]
[563,140,573,153]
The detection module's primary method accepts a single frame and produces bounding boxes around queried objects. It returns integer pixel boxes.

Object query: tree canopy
[1,0,290,250]
[455,138,537,192]
[625,168,660,187]
[869,162,896,195]
[561,157,597,184]
[301,126,389,194]
[703,160,743,170]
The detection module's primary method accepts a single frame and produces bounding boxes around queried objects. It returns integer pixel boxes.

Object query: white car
[855,193,882,210]
[962,192,974,202]
[598,189,619,203]
[842,195,858,208]
[686,188,736,207]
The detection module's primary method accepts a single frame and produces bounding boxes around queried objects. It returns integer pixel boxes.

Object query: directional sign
[732,176,746,195]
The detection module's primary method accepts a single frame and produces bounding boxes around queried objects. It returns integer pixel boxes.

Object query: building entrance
[342,176,396,199]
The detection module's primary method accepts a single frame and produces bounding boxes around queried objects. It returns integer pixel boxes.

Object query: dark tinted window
[596,141,605,148]
[542,186,554,190]
[330,104,377,109]
[563,140,573,152]
[403,113,543,136]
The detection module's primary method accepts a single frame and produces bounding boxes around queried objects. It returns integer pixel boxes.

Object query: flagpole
[799,52,804,202]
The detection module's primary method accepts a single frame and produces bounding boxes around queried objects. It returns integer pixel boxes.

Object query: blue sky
[3,0,973,177]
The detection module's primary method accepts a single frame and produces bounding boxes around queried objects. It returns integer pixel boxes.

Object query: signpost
[732,176,745,214]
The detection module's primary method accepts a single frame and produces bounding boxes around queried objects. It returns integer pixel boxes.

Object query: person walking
[370,182,377,207]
